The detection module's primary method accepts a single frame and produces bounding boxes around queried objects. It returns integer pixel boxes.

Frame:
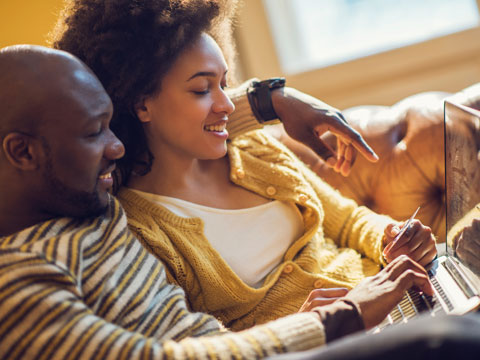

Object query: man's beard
[42,155,108,219]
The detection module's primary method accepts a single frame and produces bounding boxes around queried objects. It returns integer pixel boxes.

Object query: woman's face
[138,33,235,162]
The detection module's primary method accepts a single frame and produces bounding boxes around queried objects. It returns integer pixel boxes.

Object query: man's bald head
[0,45,124,236]
[0,45,104,136]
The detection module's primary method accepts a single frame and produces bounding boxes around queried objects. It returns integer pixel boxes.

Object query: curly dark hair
[50,0,238,190]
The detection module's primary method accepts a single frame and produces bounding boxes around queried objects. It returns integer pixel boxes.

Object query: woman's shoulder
[116,188,170,229]
[229,128,278,146]
[228,129,300,163]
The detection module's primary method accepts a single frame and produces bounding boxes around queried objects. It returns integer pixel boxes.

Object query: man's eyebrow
[90,111,112,123]
[187,70,228,81]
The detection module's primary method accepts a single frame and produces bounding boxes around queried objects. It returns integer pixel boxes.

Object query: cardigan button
[266,186,277,196]
[236,169,245,179]
[313,279,323,288]
[283,264,293,274]
[298,194,309,204]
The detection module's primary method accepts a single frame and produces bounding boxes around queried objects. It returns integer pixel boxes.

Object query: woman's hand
[298,287,349,313]
[382,220,437,267]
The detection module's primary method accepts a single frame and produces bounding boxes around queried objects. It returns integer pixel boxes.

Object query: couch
[272,83,480,243]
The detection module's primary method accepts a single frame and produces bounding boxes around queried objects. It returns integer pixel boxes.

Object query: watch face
[266,78,286,89]
[254,78,286,89]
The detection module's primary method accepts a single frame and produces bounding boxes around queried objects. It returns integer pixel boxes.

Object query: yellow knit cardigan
[118,130,392,331]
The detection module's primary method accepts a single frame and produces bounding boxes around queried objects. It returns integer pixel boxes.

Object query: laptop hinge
[442,257,479,298]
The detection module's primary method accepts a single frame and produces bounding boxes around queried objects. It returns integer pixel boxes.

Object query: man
[0,45,434,359]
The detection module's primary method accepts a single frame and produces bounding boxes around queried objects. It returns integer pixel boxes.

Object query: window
[263,0,480,74]
[235,0,480,108]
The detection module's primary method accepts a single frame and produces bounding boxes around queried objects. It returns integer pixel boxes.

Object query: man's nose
[104,129,125,160]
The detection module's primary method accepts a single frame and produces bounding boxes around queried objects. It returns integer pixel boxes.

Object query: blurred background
[2,0,480,109]
[234,0,480,108]
[0,0,62,48]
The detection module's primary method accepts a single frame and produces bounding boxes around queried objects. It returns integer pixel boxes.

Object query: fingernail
[391,226,400,236]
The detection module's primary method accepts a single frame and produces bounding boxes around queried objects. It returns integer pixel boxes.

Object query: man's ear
[2,132,42,171]
[134,97,151,123]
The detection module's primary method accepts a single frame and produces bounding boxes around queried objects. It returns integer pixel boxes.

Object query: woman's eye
[192,89,209,95]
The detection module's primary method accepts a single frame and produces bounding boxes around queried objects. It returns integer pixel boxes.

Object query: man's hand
[344,255,433,329]
[383,220,437,267]
[299,287,349,313]
[271,87,379,176]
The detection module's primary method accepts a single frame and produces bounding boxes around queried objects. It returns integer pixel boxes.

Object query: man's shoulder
[0,196,130,260]
[0,216,82,249]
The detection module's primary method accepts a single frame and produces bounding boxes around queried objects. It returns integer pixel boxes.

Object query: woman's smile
[204,120,228,138]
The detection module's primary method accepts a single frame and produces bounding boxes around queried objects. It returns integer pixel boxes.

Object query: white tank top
[131,189,304,288]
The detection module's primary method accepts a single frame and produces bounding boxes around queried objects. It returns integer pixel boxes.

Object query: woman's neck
[127,145,271,210]
[127,152,231,203]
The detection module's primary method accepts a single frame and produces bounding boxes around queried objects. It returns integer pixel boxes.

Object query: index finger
[387,223,415,254]
[386,207,421,253]
[322,115,379,163]
[388,256,433,296]
[397,268,434,296]
[310,288,350,297]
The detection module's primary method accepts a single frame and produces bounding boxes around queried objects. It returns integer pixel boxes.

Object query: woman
[52,0,437,330]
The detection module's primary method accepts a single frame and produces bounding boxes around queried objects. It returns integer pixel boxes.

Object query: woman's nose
[213,88,235,115]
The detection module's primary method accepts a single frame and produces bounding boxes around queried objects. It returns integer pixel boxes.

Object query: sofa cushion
[271,83,480,243]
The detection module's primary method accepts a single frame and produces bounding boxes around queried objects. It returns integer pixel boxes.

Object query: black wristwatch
[247,77,286,123]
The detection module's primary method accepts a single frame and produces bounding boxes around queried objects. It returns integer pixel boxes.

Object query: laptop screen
[444,100,480,276]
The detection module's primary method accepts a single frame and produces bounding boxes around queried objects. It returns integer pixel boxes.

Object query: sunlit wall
[0,0,65,48]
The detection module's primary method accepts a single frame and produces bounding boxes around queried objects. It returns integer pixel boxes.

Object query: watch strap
[247,77,286,123]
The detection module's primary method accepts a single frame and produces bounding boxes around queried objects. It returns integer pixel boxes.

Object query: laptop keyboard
[374,273,448,332]
[430,275,454,311]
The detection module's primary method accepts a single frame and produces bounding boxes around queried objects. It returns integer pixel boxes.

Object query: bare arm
[226,80,378,176]
[272,87,379,176]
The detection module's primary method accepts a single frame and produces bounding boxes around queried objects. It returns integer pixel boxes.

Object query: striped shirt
[0,196,325,359]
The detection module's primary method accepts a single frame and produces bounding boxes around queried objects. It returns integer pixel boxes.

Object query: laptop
[373,100,480,332]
